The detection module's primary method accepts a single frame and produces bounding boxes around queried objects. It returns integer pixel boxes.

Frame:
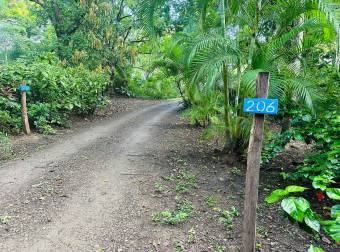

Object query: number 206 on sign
[243,98,279,115]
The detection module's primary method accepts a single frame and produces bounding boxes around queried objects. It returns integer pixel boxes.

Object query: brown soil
[0,98,337,252]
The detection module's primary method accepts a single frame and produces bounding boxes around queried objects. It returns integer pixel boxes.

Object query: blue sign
[19,85,30,92]
[243,98,279,115]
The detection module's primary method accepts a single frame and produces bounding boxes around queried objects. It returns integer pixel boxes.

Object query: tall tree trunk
[293,6,304,73]
[235,58,241,116]
[220,0,233,149]
[200,0,208,32]
[223,66,232,141]
[176,81,189,108]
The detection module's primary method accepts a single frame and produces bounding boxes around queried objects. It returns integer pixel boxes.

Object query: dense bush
[265,111,340,242]
[0,53,110,134]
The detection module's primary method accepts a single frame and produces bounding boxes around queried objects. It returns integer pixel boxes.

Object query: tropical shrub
[0,53,110,134]
[265,111,340,243]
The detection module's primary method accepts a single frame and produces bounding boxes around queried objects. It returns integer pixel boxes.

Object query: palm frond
[138,0,166,36]
[284,77,317,110]
[241,70,284,99]
[315,0,340,68]
[187,33,236,65]
[190,44,238,85]
[262,18,320,67]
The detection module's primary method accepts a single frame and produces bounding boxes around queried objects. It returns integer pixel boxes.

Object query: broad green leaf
[331,205,340,218]
[326,188,340,200]
[312,180,327,190]
[307,245,324,252]
[285,185,308,193]
[265,189,289,203]
[281,197,306,222]
[312,175,335,190]
[295,197,310,212]
[320,219,337,226]
[304,211,320,232]
[323,223,340,242]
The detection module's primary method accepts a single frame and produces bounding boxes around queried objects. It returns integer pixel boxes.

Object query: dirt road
[0,101,178,252]
[0,100,335,252]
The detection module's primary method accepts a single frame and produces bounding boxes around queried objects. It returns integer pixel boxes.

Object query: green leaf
[281,197,309,222]
[285,186,308,193]
[294,197,310,212]
[312,180,327,190]
[304,211,320,232]
[331,205,340,218]
[312,175,335,190]
[307,245,324,252]
[265,189,289,203]
[326,188,340,200]
[323,222,340,242]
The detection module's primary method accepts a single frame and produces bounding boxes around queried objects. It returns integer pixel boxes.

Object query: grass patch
[214,206,239,231]
[154,181,163,193]
[152,199,194,225]
[205,196,219,208]
[175,170,198,193]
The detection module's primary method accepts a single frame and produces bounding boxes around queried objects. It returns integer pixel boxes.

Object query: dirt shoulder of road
[136,111,336,252]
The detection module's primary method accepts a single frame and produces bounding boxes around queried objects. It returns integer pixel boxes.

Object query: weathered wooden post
[241,72,278,252]
[20,81,31,135]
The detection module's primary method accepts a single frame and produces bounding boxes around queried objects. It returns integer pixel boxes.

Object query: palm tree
[148,35,190,106]
[137,0,335,152]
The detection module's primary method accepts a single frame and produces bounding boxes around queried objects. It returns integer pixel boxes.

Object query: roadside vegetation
[0,0,339,251]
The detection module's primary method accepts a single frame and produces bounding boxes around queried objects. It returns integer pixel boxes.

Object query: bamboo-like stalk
[220,0,233,143]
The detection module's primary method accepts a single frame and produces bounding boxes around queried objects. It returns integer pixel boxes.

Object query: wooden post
[241,72,269,252]
[21,81,31,135]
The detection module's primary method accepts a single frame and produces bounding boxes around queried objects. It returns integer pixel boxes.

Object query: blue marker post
[20,81,31,135]
[241,72,278,252]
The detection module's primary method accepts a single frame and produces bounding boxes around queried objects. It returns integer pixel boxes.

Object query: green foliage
[261,130,294,164]
[265,109,339,243]
[175,170,198,193]
[290,112,339,191]
[152,199,194,225]
[205,196,219,208]
[266,187,340,241]
[216,206,239,231]
[152,210,189,225]
[0,54,109,134]
[154,181,163,193]
[308,245,324,252]
[265,186,309,204]
[269,193,321,232]
[177,199,195,215]
[128,74,179,99]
